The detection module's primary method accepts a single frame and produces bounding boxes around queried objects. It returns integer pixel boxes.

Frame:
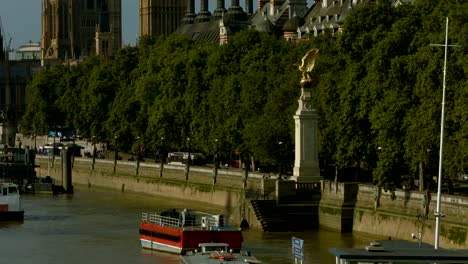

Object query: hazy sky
[0,1,313,51]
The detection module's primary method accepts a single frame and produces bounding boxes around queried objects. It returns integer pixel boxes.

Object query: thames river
[0,186,382,264]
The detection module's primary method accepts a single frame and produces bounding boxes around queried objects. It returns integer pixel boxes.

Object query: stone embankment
[34,154,468,248]
[319,181,468,249]
[35,155,267,229]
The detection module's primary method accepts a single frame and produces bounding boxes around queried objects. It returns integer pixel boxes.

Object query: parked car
[460,169,468,182]
[462,172,468,182]
[167,152,206,166]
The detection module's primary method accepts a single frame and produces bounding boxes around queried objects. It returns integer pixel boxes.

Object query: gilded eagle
[298,48,320,81]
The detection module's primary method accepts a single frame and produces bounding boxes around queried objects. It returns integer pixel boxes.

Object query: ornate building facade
[41,0,122,65]
[140,0,187,37]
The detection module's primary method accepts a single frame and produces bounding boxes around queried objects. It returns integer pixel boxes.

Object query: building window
[87,0,94,10]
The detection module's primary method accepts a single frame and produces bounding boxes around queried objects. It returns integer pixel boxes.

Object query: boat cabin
[0,182,22,212]
[1,183,19,195]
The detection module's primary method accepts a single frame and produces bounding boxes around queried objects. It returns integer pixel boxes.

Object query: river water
[0,186,382,264]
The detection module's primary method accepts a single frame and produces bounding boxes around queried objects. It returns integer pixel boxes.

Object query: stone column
[293,49,322,183]
[182,0,196,24]
[214,0,227,19]
[195,0,211,22]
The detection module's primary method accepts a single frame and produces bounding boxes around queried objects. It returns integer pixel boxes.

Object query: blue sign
[292,237,304,260]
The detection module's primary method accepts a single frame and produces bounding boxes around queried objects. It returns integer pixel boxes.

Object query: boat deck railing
[141,212,235,231]
[142,213,181,228]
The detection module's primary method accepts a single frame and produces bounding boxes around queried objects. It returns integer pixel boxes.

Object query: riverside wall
[320,180,468,249]
[34,155,264,229]
[34,155,468,247]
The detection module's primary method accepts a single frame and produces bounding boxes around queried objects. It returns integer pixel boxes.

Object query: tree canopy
[21,0,468,191]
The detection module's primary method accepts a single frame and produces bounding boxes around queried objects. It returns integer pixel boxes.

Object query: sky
[0,1,313,51]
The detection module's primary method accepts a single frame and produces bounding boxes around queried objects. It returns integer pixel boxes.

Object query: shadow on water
[24,215,71,221]
[0,221,24,229]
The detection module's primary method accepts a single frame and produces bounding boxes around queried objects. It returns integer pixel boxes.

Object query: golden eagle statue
[298,48,320,82]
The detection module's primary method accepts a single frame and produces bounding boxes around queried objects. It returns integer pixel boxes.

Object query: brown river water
[0,186,382,264]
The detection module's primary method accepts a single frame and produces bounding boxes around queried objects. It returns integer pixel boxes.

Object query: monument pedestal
[293,74,323,183]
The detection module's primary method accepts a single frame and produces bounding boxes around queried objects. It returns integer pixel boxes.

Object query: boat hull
[0,211,24,221]
[139,209,243,255]
[140,238,182,254]
[139,223,243,254]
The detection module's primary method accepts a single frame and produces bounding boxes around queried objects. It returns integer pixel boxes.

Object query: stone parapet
[353,184,468,248]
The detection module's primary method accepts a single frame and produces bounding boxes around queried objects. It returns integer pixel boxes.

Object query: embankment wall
[320,181,468,248]
[35,156,263,229]
[35,156,468,248]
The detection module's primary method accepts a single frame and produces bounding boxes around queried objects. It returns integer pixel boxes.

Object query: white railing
[141,212,234,231]
[142,212,181,228]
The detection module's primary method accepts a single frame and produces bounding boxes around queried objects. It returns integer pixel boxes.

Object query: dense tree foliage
[21,0,468,192]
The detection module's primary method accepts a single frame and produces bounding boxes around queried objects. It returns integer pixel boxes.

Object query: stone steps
[251,200,289,232]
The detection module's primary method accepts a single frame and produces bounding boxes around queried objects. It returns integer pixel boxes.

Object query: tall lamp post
[136,136,140,176]
[278,141,283,179]
[32,125,37,153]
[185,137,191,181]
[242,152,250,189]
[52,125,57,167]
[430,17,461,249]
[113,135,118,173]
[213,139,219,185]
[33,132,37,153]
[159,137,165,178]
[92,135,96,171]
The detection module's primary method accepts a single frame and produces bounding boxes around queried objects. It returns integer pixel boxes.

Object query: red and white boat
[139,208,243,254]
[0,182,24,221]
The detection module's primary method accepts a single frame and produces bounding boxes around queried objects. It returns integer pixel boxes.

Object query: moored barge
[139,208,243,254]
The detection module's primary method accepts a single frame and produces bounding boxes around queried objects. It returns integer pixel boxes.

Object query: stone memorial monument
[292,48,323,183]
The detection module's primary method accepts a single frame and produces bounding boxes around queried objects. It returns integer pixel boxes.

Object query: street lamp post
[278,141,283,179]
[242,152,250,189]
[213,139,219,185]
[92,135,96,171]
[136,136,140,176]
[185,137,191,181]
[52,126,57,167]
[33,132,37,153]
[113,135,118,173]
[159,137,165,178]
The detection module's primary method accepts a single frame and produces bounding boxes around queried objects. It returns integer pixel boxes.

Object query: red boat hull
[139,222,243,254]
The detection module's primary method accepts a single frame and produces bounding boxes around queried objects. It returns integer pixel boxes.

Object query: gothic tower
[41,0,121,64]
[95,0,114,57]
[140,0,187,37]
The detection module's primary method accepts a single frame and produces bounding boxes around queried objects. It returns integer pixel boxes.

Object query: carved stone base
[291,175,323,183]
